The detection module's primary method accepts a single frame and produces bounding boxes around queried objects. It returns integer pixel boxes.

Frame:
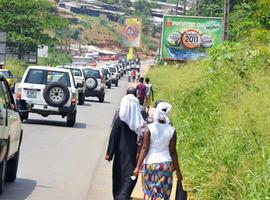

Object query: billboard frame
[160,15,224,61]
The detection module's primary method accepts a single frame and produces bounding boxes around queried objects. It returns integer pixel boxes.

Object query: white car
[59,65,86,105]
[83,67,106,102]
[16,66,78,127]
[0,74,23,194]
[108,66,119,87]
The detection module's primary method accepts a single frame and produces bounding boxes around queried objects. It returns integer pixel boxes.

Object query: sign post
[0,31,7,67]
[160,16,223,61]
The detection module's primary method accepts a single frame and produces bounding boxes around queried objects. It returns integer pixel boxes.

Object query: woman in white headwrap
[133,102,183,200]
[106,93,145,200]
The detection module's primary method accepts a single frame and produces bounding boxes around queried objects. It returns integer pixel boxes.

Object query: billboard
[161,16,223,60]
[122,17,141,48]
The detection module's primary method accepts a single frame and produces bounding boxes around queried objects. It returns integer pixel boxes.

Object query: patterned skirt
[142,162,173,200]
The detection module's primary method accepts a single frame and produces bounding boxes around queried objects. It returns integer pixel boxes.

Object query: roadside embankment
[146,39,270,199]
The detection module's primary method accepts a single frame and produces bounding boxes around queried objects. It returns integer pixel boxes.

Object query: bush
[5,58,28,79]
[147,37,270,199]
[38,51,72,67]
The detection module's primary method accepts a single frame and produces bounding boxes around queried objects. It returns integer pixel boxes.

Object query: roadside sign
[122,17,141,48]
[161,15,223,61]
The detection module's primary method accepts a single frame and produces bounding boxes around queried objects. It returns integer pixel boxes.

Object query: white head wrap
[154,102,172,122]
[119,94,145,134]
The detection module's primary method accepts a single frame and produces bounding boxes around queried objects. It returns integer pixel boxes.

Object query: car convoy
[0,58,140,194]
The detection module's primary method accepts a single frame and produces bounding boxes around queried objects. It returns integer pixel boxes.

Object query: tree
[0,0,67,59]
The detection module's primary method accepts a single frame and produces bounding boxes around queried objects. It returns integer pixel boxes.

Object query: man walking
[144,77,154,112]
[136,77,146,106]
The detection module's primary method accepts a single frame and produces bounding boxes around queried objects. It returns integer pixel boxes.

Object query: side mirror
[77,83,83,88]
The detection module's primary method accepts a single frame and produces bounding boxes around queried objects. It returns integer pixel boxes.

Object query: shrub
[147,37,270,199]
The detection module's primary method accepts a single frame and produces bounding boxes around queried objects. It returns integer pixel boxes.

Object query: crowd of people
[105,77,183,200]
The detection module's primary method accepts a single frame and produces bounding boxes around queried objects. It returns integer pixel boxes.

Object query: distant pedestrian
[133,102,183,200]
[131,69,136,83]
[136,77,146,106]
[144,78,154,112]
[106,92,145,200]
[127,70,131,82]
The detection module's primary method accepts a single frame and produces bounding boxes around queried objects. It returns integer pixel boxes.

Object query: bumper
[85,88,105,97]
[111,78,118,84]
[16,99,76,116]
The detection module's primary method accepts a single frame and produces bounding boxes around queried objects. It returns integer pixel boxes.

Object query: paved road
[1,60,154,200]
[1,76,129,200]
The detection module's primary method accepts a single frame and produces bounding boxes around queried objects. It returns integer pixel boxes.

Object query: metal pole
[183,0,187,15]
[223,0,230,40]
[195,0,199,16]
[176,0,179,15]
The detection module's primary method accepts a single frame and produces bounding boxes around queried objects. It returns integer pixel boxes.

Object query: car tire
[67,111,76,127]
[43,82,70,107]
[99,94,105,103]
[85,77,98,90]
[115,81,118,87]
[20,112,29,122]
[107,82,111,89]
[78,93,85,105]
[0,156,7,194]
[5,149,19,183]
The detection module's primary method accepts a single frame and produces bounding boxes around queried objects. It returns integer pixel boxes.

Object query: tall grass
[5,58,28,79]
[147,39,270,199]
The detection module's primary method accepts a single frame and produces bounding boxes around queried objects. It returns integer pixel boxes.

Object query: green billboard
[161,16,223,60]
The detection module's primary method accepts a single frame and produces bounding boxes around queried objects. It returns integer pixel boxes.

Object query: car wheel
[85,77,98,90]
[43,82,70,107]
[5,149,19,182]
[115,81,118,87]
[0,156,7,194]
[78,93,85,105]
[99,94,105,103]
[67,111,76,127]
[20,112,29,122]
[107,82,111,89]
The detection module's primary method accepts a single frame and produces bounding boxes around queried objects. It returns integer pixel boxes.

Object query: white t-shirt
[145,83,152,97]
[144,122,175,164]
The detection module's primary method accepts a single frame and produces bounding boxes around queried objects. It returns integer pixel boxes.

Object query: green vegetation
[147,0,270,199]
[5,59,28,79]
[148,35,270,199]
[0,0,67,59]
[38,50,72,67]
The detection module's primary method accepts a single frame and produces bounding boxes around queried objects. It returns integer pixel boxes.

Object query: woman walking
[106,93,145,200]
[133,102,183,200]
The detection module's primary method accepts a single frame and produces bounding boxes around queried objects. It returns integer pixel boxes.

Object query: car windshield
[0,71,12,78]
[71,68,82,77]
[47,71,71,87]
[109,67,116,73]
[25,69,44,84]
[103,68,110,75]
[83,69,101,79]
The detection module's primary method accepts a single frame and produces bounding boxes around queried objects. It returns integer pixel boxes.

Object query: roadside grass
[147,40,270,199]
[38,50,72,67]
[5,58,28,79]
[4,51,71,79]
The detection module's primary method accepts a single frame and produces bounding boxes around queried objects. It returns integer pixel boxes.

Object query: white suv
[0,75,23,194]
[16,66,78,127]
[83,67,106,102]
[59,65,86,105]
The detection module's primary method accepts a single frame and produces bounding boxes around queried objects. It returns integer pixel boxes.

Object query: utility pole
[176,0,179,15]
[183,0,187,15]
[223,0,230,40]
[195,0,199,16]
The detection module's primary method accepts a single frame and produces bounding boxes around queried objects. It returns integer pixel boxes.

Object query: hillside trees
[0,0,67,59]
